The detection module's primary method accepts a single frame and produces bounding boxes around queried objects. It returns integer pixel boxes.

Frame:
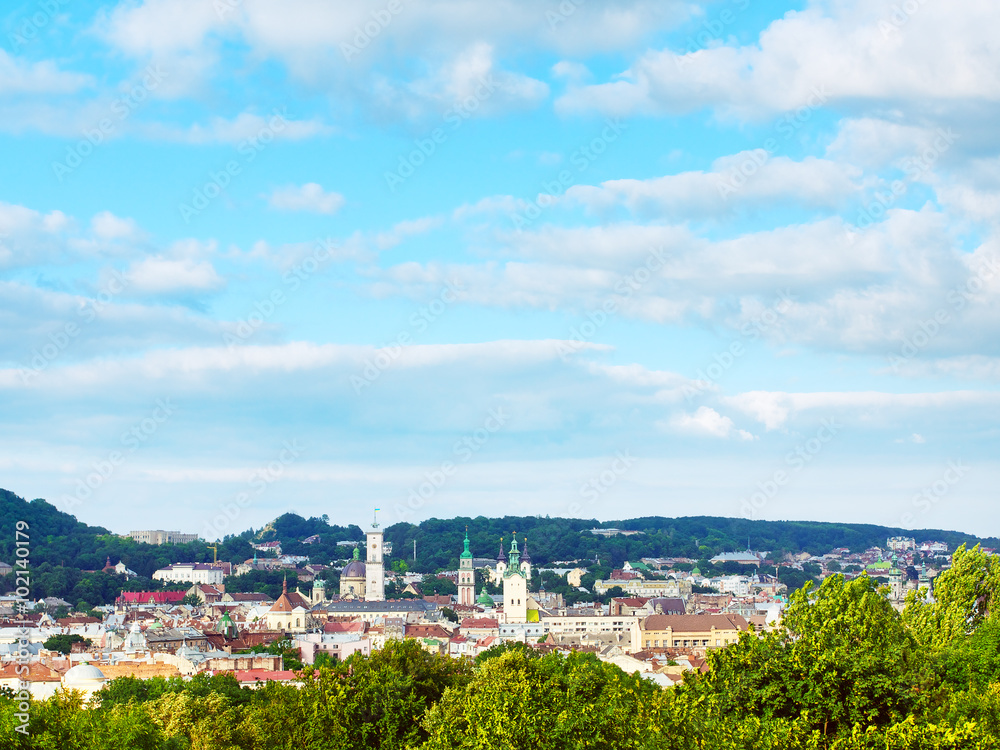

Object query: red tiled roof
[0,663,60,681]
[460,617,499,629]
[405,624,452,639]
[233,669,298,682]
[422,595,452,606]
[612,597,650,606]
[642,614,749,632]
[227,592,272,602]
[323,621,367,634]
[118,591,186,604]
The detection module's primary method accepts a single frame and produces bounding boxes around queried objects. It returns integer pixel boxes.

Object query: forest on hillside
[2,487,996,610]
[3,545,999,749]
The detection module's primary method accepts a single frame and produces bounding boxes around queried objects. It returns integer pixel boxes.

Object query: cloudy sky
[2,0,998,539]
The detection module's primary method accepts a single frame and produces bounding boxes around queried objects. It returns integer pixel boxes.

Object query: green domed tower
[458,529,475,606]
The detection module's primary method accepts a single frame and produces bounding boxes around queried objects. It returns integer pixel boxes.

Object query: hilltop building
[152,563,223,586]
[129,530,198,545]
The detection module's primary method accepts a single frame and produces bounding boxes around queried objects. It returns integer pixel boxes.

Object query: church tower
[502,534,528,624]
[365,509,385,602]
[458,528,475,606]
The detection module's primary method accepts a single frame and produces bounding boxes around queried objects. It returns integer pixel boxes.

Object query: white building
[152,563,224,586]
[887,537,916,552]
[539,615,641,653]
[711,575,752,597]
[129,530,198,545]
[594,578,692,598]
[918,541,948,554]
[364,514,385,602]
[495,536,532,624]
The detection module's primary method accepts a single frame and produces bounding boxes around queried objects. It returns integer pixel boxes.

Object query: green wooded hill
[382,514,997,572]
[2,486,996,609]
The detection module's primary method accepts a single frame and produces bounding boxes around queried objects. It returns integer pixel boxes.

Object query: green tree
[42,633,87,654]
[423,649,659,749]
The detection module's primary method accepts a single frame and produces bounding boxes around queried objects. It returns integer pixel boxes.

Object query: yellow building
[265,578,313,632]
[640,614,749,651]
[339,547,367,598]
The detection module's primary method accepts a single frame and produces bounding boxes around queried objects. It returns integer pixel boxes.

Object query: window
[715,639,720,646]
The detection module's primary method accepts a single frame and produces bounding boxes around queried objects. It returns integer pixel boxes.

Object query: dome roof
[342,560,366,578]
[477,588,493,606]
[64,663,106,685]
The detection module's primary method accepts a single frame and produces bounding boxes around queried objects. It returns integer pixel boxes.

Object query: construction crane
[207,544,219,563]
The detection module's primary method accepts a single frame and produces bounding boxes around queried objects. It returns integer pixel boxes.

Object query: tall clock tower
[364,509,385,601]
[458,529,475,606]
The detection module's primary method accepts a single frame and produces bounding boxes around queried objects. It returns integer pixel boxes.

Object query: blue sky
[2,0,999,539]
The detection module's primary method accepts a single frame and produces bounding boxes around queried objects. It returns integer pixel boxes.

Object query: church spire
[497,537,507,563]
[461,527,472,559]
[282,575,288,595]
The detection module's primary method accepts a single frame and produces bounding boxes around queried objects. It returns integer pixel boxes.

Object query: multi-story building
[152,562,224,586]
[918,541,948,554]
[887,537,916,552]
[539,615,641,653]
[129,530,199,545]
[594,578,693,598]
[640,613,749,652]
[710,575,752,596]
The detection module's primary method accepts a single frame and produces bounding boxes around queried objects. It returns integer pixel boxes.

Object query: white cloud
[723,389,1000,431]
[666,406,754,440]
[556,0,1000,118]
[0,50,92,94]
[267,183,345,215]
[562,152,862,218]
[142,110,331,144]
[90,211,141,241]
[126,256,225,295]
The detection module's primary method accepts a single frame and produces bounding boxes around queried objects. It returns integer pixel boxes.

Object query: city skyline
[1,0,999,536]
